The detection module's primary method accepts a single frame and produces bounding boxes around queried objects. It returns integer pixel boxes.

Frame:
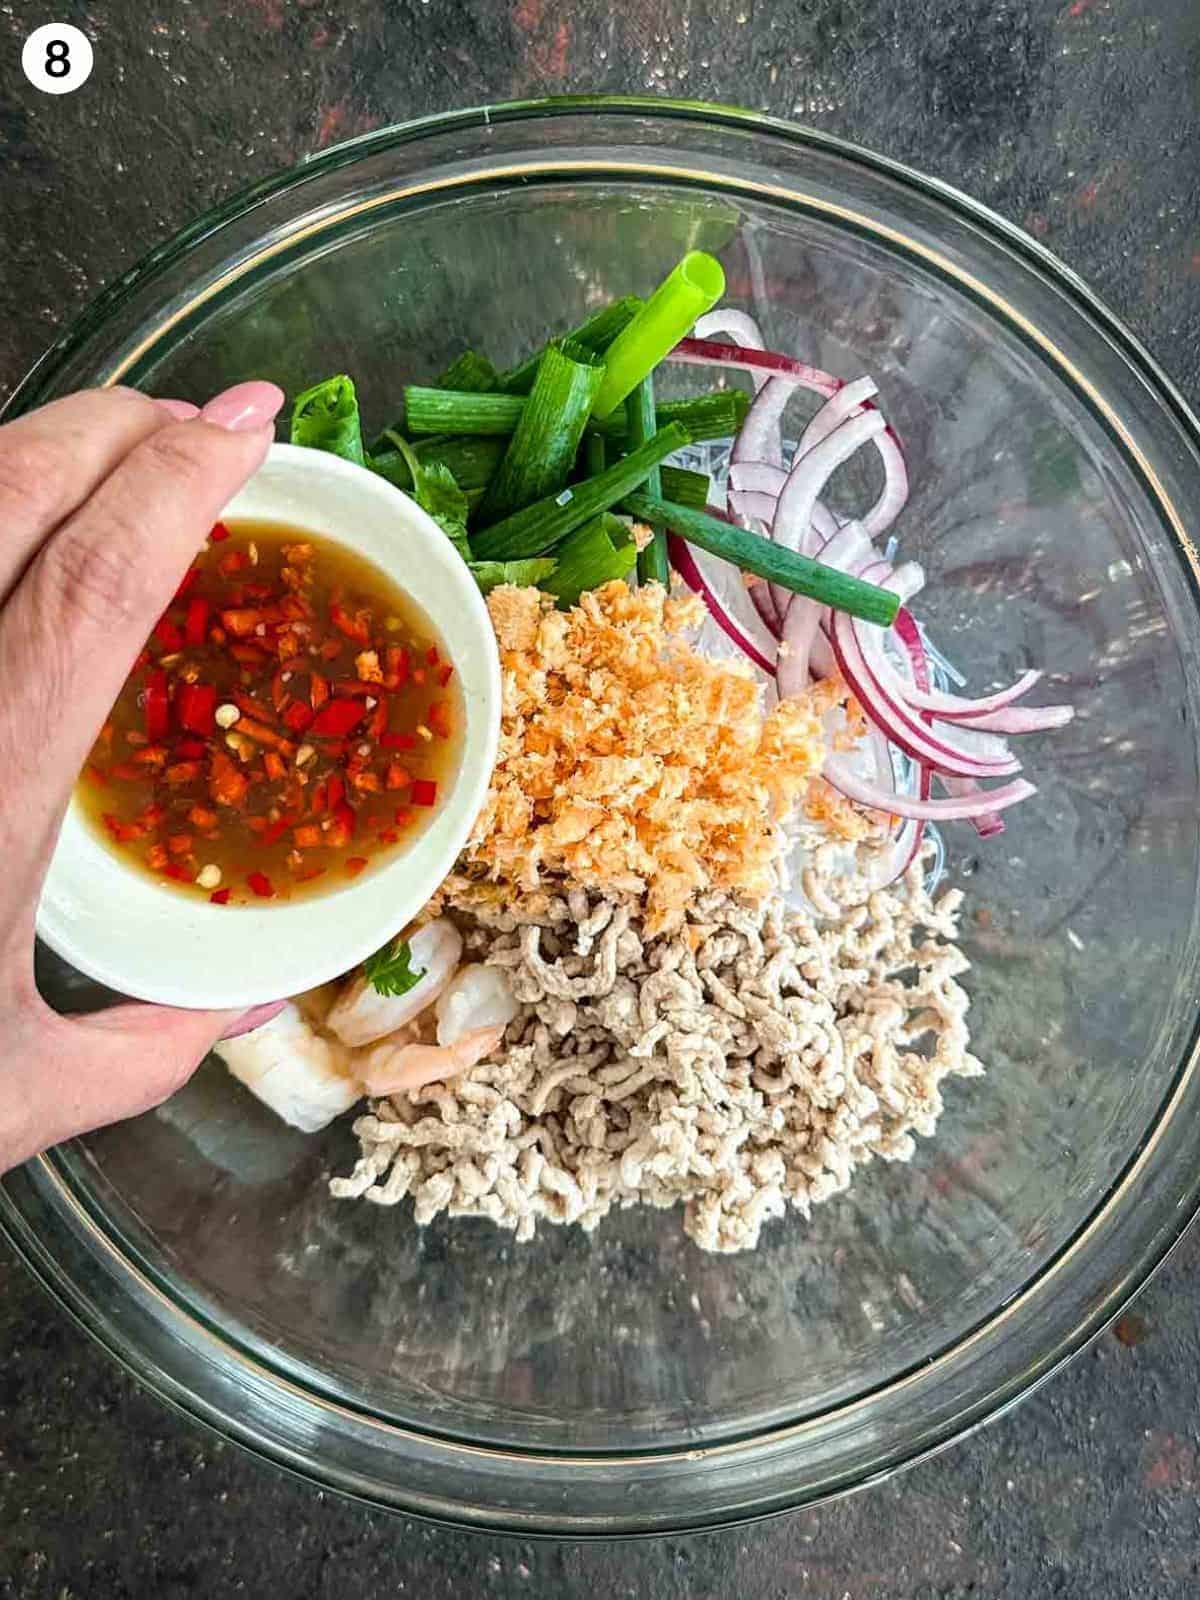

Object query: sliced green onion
[290,374,365,465]
[436,350,498,392]
[479,340,605,522]
[593,389,750,445]
[406,386,751,445]
[472,423,690,561]
[542,515,637,609]
[623,493,900,628]
[590,253,726,420]
[403,388,525,436]
[498,296,643,395]
[659,465,710,509]
[625,378,668,587]
[369,435,505,494]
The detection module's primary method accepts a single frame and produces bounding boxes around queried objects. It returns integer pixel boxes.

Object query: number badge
[21,23,94,95]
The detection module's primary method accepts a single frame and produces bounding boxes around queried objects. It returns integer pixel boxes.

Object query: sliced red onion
[767,499,843,622]
[709,505,783,636]
[774,411,888,560]
[667,534,778,676]
[818,520,877,573]
[851,611,1017,769]
[796,376,879,457]
[775,522,874,687]
[868,765,931,887]
[865,429,909,538]
[884,561,925,603]
[729,460,787,495]
[668,337,840,399]
[778,598,824,696]
[950,703,1074,735]
[829,611,1020,778]
[824,757,1035,821]
[692,312,768,391]
[810,631,836,679]
[940,775,1006,837]
[728,488,781,526]
[892,609,1068,725]
[891,607,932,693]
[732,376,792,469]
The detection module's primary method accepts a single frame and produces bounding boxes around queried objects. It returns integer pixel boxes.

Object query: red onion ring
[668,337,840,398]
[732,376,791,469]
[940,776,1006,838]
[796,376,879,456]
[824,757,1035,821]
[829,611,1020,778]
[774,411,888,559]
[666,534,778,676]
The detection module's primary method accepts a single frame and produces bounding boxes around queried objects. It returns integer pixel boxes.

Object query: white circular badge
[22,23,94,95]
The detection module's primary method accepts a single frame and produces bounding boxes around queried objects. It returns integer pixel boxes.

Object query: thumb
[5,999,285,1171]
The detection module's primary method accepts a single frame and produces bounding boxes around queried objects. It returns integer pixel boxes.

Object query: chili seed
[295,743,316,767]
[215,703,241,729]
[417,724,433,741]
[195,864,222,890]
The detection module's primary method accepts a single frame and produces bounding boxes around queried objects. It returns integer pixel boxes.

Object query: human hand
[0,383,288,1174]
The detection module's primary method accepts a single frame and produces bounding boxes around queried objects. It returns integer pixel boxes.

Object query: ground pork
[330,845,981,1253]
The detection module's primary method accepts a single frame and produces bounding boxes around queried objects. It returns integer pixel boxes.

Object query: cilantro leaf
[468,558,557,595]
[362,937,426,998]
[382,432,472,560]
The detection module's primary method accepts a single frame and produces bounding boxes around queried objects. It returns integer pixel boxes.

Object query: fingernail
[200,381,285,434]
[220,1000,288,1040]
[155,398,201,420]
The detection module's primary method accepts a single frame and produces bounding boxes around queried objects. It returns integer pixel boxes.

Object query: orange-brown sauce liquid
[77,521,462,904]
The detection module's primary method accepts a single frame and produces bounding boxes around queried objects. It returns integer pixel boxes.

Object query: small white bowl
[38,443,501,1010]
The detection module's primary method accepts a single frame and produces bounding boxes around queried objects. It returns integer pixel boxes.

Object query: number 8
[45,38,71,78]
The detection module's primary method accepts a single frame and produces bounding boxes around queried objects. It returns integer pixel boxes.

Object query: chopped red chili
[309,698,366,738]
[176,683,217,736]
[329,601,371,644]
[282,702,314,734]
[210,521,231,543]
[154,616,184,653]
[183,597,210,647]
[79,524,459,904]
[144,670,170,742]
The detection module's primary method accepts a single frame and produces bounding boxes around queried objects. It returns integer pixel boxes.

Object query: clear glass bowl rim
[4,95,1200,1536]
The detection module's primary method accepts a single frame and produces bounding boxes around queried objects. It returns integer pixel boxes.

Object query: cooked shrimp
[214,1002,362,1133]
[326,918,463,1046]
[435,963,519,1045]
[362,1024,505,1096]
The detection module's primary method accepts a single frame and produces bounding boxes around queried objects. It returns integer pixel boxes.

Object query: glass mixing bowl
[4,99,1200,1535]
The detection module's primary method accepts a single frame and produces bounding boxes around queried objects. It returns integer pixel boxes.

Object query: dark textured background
[2,1,1200,1594]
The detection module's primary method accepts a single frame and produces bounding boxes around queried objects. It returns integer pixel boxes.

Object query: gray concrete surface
[2,0,1200,1594]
